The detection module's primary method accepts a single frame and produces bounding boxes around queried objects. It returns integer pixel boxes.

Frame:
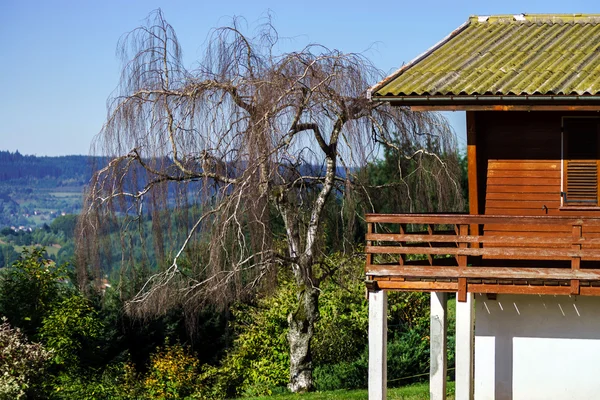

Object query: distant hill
[0,150,96,187]
[0,151,104,229]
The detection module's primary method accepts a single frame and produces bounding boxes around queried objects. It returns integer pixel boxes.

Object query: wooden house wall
[474,111,600,257]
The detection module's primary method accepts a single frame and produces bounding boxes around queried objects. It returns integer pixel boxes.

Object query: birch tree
[76,10,462,392]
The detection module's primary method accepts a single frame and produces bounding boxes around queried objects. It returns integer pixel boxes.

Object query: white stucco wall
[474,293,600,400]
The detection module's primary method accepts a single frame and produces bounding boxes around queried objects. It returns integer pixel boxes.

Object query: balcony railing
[365,214,600,299]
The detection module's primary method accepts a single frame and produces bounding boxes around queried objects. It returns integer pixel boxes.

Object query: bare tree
[76,10,462,392]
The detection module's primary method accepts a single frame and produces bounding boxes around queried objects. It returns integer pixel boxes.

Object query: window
[562,118,600,206]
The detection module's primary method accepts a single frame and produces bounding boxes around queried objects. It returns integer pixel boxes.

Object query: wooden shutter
[565,160,598,203]
[563,118,600,205]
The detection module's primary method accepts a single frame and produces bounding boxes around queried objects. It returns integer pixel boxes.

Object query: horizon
[3,0,597,156]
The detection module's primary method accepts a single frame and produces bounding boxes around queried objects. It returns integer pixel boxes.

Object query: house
[366,14,600,400]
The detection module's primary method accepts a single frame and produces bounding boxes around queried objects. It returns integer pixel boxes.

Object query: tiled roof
[371,14,600,98]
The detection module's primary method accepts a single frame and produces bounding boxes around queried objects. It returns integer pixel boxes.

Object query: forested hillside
[0,151,96,230]
[0,151,93,186]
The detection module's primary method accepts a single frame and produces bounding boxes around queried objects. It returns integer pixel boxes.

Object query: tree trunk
[287,285,319,393]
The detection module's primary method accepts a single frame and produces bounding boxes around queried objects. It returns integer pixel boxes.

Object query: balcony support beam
[368,289,387,400]
[430,292,448,400]
[456,293,475,400]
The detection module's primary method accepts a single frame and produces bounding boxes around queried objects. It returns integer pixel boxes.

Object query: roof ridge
[472,14,600,24]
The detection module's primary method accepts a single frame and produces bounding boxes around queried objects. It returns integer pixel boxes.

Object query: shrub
[0,248,70,338]
[314,355,367,391]
[0,318,52,399]
[143,342,201,399]
[40,295,104,369]
[47,364,136,400]
[206,282,295,397]
[312,254,369,366]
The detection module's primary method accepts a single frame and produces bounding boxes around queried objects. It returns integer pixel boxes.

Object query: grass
[14,245,59,257]
[244,382,455,400]
[49,191,82,198]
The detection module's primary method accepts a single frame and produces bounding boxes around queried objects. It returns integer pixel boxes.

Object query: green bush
[142,342,202,399]
[312,255,369,366]
[0,248,71,338]
[40,295,104,368]
[202,282,295,398]
[314,355,367,391]
[46,364,134,400]
[387,329,430,387]
[0,318,52,400]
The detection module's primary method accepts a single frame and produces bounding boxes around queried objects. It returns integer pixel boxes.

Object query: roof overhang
[371,95,600,112]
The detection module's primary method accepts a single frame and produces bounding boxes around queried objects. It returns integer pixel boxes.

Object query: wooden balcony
[365,214,600,300]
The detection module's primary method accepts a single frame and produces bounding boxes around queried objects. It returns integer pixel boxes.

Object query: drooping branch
[78,8,464,316]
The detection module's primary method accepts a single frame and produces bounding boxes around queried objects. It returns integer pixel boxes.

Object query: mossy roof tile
[371,14,600,98]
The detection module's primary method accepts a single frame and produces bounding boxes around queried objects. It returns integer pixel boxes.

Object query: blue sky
[1,0,598,156]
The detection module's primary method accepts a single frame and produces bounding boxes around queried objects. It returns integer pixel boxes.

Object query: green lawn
[245,382,455,400]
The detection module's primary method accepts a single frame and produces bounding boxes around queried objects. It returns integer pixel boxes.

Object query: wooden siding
[485,159,561,216]
[475,112,600,257]
[477,112,600,218]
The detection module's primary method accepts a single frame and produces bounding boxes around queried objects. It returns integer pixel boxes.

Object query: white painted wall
[474,294,600,400]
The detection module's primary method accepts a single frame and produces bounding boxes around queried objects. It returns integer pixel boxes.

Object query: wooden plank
[487,178,560,186]
[485,200,561,209]
[487,161,559,170]
[370,279,600,296]
[571,280,581,295]
[572,225,582,295]
[483,243,570,249]
[457,278,467,302]
[489,159,561,164]
[483,231,570,239]
[485,184,558,193]
[485,208,559,216]
[366,233,591,245]
[375,281,458,291]
[484,224,570,232]
[468,284,572,295]
[366,266,600,280]
[579,286,600,296]
[487,169,561,178]
[583,227,600,234]
[365,245,600,258]
[458,224,468,267]
[366,222,373,269]
[365,214,600,225]
[486,192,560,201]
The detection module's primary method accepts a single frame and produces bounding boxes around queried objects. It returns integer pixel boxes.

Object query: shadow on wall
[475,294,600,400]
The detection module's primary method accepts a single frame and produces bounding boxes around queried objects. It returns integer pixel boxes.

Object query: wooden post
[456,293,475,400]
[466,111,480,252]
[367,222,373,270]
[466,111,479,216]
[369,289,387,400]
[430,292,448,400]
[571,224,582,295]
[458,224,469,302]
